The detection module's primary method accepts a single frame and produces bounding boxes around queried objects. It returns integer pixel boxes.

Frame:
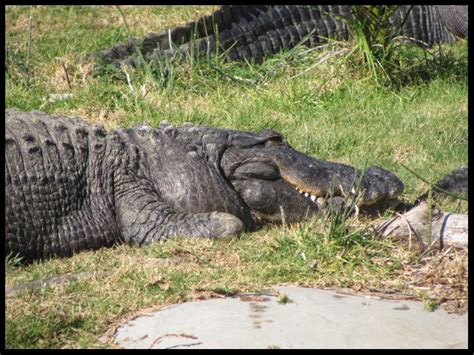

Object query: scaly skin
[96,5,467,67]
[415,166,468,204]
[5,109,404,262]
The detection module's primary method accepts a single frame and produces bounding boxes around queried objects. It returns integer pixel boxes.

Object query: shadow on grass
[381,43,468,89]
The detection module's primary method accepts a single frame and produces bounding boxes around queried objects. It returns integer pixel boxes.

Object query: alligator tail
[96,5,457,68]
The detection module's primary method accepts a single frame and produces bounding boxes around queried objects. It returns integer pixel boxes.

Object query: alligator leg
[114,182,245,245]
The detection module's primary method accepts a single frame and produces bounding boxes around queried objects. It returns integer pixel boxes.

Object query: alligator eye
[265,136,284,146]
[232,162,280,180]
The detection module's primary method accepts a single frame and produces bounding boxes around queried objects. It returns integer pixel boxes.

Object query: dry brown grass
[397,248,468,314]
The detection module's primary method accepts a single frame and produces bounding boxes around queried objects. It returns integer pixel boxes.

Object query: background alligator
[97,5,469,67]
[415,165,468,203]
[5,109,404,262]
[376,166,469,251]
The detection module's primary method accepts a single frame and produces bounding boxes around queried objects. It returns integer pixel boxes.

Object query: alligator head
[154,124,404,229]
[220,128,403,224]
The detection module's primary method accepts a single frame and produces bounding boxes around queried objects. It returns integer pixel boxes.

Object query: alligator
[415,165,468,203]
[375,166,469,251]
[97,5,468,67]
[5,109,404,262]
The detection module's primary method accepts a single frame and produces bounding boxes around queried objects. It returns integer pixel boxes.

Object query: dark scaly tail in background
[95,5,467,68]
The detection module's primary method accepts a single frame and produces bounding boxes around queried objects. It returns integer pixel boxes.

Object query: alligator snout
[272,147,404,206]
[360,166,404,204]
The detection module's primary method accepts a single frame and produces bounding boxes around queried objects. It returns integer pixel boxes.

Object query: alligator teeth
[294,186,319,203]
[317,197,325,206]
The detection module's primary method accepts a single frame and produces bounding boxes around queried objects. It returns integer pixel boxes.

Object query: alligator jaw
[293,185,346,207]
[274,148,404,207]
[295,187,320,202]
[274,149,362,200]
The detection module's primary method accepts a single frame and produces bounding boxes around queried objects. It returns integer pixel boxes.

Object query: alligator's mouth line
[293,185,324,204]
[288,181,361,205]
[286,182,332,207]
[288,183,368,218]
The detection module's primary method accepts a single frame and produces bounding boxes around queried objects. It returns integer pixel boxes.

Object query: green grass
[5,5,468,349]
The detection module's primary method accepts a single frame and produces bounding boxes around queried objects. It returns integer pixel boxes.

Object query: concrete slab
[113,286,468,349]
